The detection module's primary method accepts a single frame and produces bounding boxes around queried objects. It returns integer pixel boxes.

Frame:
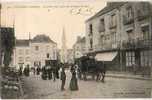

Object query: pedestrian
[53,67,56,82]
[23,65,30,77]
[48,65,52,80]
[60,67,66,91]
[133,63,137,75]
[69,65,78,91]
[19,66,23,76]
[41,66,47,80]
[33,67,36,75]
[36,66,41,75]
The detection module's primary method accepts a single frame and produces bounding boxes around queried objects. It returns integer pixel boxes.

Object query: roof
[31,34,56,44]
[86,2,126,22]
[16,39,29,47]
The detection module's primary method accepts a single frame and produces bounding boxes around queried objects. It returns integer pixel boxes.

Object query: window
[141,25,150,40]
[19,49,23,55]
[126,52,135,67]
[26,57,30,62]
[46,53,50,58]
[90,38,93,49]
[110,14,116,28]
[19,57,24,63]
[126,6,133,19]
[111,32,116,44]
[140,50,152,67]
[35,46,39,51]
[100,36,104,45]
[98,18,105,32]
[26,49,29,55]
[127,29,134,40]
[89,24,93,35]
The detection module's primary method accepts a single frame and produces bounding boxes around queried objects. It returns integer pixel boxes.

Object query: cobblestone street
[22,70,151,99]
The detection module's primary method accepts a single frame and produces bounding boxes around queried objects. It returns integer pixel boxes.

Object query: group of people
[18,64,30,77]
[60,64,79,91]
[18,63,79,91]
[41,65,59,81]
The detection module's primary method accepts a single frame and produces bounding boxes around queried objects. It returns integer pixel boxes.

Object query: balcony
[122,39,136,49]
[137,9,151,21]
[136,38,152,48]
[94,42,120,52]
[123,15,134,25]
[137,3,151,21]
[122,38,152,49]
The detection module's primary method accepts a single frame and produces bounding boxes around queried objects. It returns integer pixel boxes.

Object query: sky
[1,0,107,49]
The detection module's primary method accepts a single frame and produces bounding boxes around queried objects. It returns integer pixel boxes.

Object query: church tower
[61,26,67,63]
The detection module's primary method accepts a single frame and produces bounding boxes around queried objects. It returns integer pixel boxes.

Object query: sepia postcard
[0,0,152,99]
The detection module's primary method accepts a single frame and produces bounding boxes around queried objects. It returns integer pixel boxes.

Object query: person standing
[60,67,66,91]
[23,65,30,77]
[36,66,41,75]
[19,66,23,76]
[69,65,78,91]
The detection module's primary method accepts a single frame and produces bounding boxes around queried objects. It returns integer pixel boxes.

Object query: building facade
[85,2,152,75]
[73,36,86,59]
[13,34,58,68]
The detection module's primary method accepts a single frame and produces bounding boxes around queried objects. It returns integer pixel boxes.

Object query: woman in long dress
[69,65,78,91]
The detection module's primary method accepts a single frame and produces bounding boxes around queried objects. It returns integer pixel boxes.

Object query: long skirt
[69,78,78,91]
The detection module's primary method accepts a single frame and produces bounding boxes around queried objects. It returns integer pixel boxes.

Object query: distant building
[85,2,152,74]
[13,34,58,68]
[73,36,86,59]
[67,49,74,64]
[13,39,30,68]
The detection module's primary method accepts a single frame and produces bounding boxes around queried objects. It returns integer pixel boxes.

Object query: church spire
[61,26,67,63]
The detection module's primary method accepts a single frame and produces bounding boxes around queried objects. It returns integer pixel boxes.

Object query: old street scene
[0,1,152,99]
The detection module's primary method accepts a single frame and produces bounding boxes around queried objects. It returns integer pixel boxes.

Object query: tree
[1,27,15,67]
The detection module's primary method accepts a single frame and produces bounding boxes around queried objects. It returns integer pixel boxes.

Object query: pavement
[106,71,152,81]
[20,70,152,99]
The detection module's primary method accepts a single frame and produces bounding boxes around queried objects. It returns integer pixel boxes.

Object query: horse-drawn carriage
[75,56,106,82]
[41,60,60,80]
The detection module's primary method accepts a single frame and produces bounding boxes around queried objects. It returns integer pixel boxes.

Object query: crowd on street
[17,64,79,91]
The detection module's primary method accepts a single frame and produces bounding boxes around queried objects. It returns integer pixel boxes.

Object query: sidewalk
[106,71,152,81]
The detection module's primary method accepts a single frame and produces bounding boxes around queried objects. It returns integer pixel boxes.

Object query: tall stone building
[73,36,86,59]
[85,2,152,74]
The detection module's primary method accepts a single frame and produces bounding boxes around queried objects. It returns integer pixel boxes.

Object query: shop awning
[95,52,118,61]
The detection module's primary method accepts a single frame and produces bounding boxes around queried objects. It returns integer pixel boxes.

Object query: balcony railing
[137,9,151,21]
[122,38,152,49]
[94,41,120,52]
[122,40,135,49]
[136,38,152,48]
